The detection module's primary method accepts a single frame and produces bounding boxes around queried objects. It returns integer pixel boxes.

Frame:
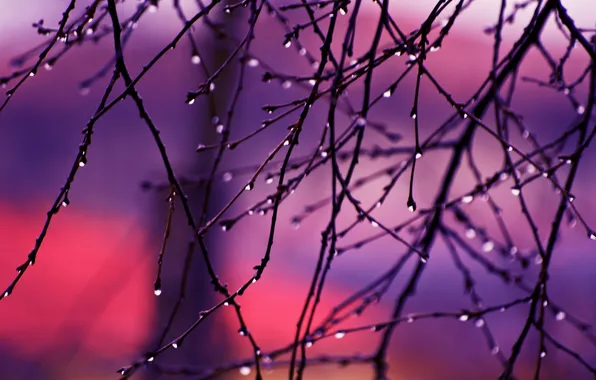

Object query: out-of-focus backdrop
[1,1,595,379]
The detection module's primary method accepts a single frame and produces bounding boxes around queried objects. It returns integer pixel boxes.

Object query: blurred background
[1,0,595,379]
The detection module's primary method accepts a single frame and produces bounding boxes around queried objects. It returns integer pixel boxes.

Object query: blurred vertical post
[147,4,238,377]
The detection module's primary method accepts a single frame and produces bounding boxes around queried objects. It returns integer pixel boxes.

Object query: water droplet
[238,327,248,336]
[222,172,233,182]
[147,357,154,362]
[430,44,441,52]
[339,7,347,15]
[459,314,469,322]
[511,187,520,196]
[62,199,69,207]
[482,241,494,253]
[172,342,178,349]
[370,220,379,228]
[282,80,292,89]
[407,315,415,323]
[535,255,543,264]
[542,300,548,307]
[299,48,307,55]
[291,218,301,230]
[375,201,382,208]
[334,331,346,339]
[216,124,225,133]
[308,79,316,86]
[305,339,313,347]
[589,232,596,240]
[245,182,254,191]
[563,87,570,95]
[247,58,259,67]
[148,4,158,13]
[284,40,291,48]
[224,301,229,306]
[540,351,547,358]
[240,366,251,376]
[85,27,94,36]
[577,105,585,115]
[209,82,215,91]
[415,151,422,159]
[154,288,162,296]
[383,89,392,98]
[187,98,195,105]
[491,346,500,355]
[191,54,201,64]
[44,62,53,71]
[465,228,476,239]
[555,311,566,321]
[522,129,530,139]
[320,150,328,158]
[461,195,474,204]
[475,319,484,328]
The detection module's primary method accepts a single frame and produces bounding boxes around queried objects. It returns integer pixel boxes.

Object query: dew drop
[187,98,195,105]
[588,232,596,240]
[511,187,520,196]
[459,314,469,322]
[247,58,259,67]
[44,62,53,71]
[383,89,392,98]
[216,124,225,133]
[430,44,441,52]
[305,339,313,348]
[370,220,379,228]
[291,218,301,230]
[209,82,215,91]
[334,331,346,339]
[239,366,251,376]
[577,105,585,115]
[465,228,476,239]
[491,346,500,355]
[282,80,292,89]
[191,54,201,64]
[299,48,307,56]
[540,351,547,358]
[147,357,154,362]
[482,241,494,253]
[475,319,485,328]
[154,288,162,296]
[555,311,566,321]
[461,195,474,204]
[284,40,291,48]
[172,342,178,349]
[245,182,254,191]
